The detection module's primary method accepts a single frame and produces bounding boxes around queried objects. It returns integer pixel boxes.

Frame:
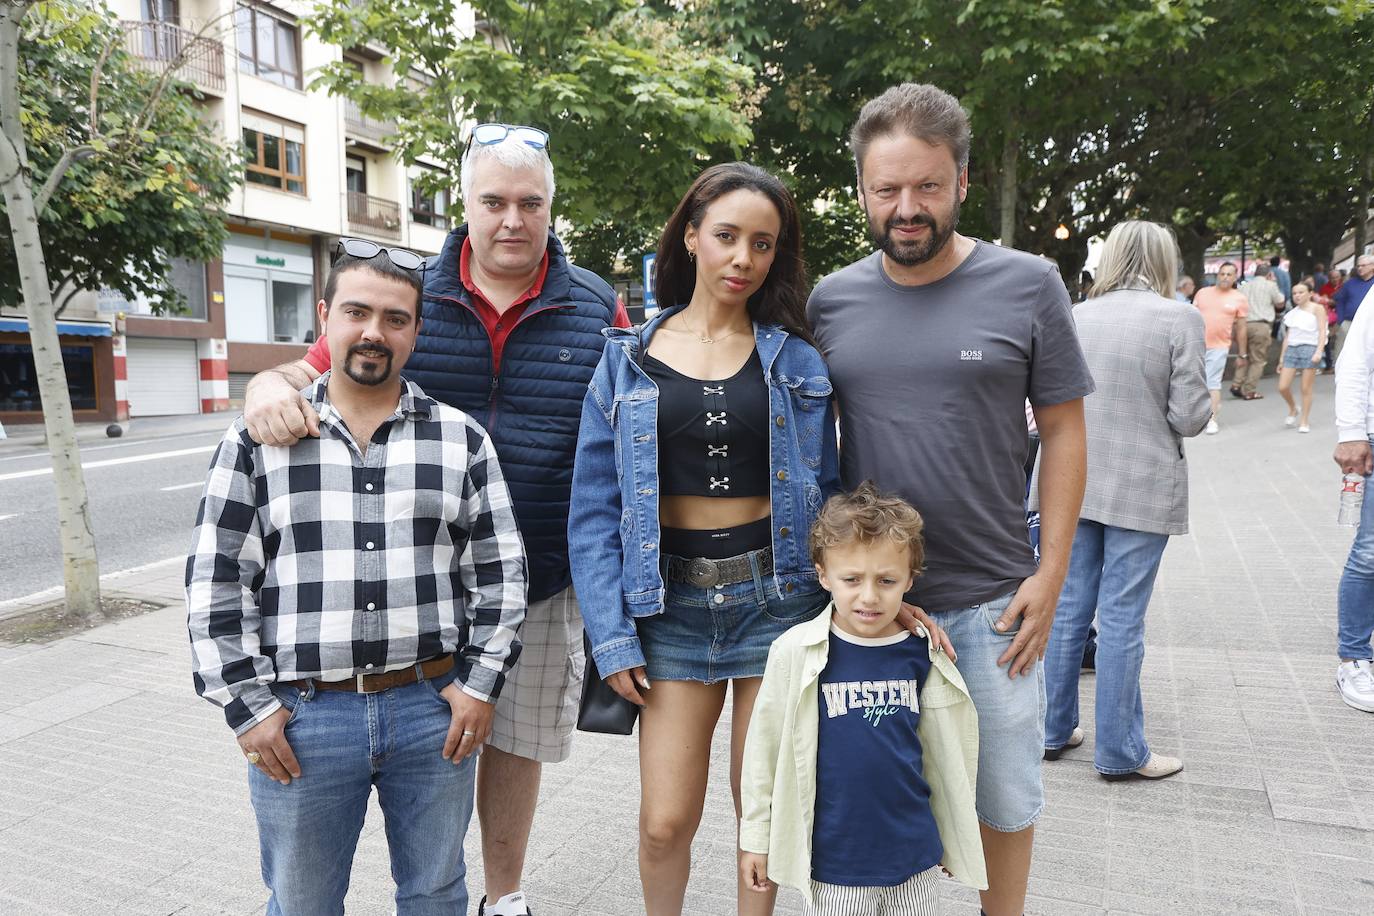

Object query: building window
[242,110,305,195]
[411,172,451,229]
[235,3,301,89]
[0,343,97,412]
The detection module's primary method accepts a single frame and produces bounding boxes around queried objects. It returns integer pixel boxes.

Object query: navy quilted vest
[404,225,617,601]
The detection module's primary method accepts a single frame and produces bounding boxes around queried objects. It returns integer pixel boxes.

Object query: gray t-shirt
[807,242,1094,612]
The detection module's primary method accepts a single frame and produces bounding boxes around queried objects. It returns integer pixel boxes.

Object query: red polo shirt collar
[460,237,550,373]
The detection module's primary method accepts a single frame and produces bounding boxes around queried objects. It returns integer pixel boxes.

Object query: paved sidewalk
[2,372,1372,914]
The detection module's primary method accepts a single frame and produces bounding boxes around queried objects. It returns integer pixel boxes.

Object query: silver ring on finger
[462,730,476,737]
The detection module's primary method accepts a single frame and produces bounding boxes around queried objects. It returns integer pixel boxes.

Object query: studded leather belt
[290,654,454,694]
[664,547,773,589]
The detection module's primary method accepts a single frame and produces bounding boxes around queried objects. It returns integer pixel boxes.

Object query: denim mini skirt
[637,550,826,684]
[1282,343,1318,369]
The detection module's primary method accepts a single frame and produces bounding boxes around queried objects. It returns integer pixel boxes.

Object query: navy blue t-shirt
[812,626,941,886]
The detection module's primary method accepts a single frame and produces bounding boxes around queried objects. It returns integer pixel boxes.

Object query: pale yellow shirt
[739,605,987,901]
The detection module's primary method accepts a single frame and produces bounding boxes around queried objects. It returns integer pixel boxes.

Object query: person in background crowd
[807,82,1091,916]
[239,123,628,916]
[1313,261,1329,293]
[1176,275,1196,303]
[1270,255,1292,304]
[1037,220,1210,781]
[1192,262,1247,434]
[1318,270,1342,372]
[1333,255,1374,363]
[187,249,528,913]
[1276,282,1327,432]
[1333,282,1374,713]
[1231,262,1283,400]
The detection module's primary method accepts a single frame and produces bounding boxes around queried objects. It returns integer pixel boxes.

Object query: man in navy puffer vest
[242,125,627,916]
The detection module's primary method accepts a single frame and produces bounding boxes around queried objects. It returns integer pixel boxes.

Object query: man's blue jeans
[248,677,476,915]
[1044,519,1169,775]
[1339,444,1374,661]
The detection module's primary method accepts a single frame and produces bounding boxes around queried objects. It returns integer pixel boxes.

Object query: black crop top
[643,350,770,497]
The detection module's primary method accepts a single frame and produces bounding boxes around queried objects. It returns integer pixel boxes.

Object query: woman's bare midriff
[658,494,771,531]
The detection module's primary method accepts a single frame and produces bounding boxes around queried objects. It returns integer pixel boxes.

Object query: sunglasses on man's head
[467,123,550,152]
[332,238,425,272]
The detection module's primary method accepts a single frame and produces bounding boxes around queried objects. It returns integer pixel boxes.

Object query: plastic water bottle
[1339,473,1365,527]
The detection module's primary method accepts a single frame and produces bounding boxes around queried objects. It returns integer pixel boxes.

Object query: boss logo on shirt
[960,349,983,361]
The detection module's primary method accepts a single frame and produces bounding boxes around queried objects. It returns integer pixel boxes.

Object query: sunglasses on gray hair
[466,123,550,153]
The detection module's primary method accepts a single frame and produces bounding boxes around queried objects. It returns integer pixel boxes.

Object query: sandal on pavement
[1100,753,1183,781]
[1243,392,1264,400]
[1043,726,1084,761]
[1229,386,1244,399]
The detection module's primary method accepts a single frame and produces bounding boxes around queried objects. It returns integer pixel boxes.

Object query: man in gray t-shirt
[807,83,1092,916]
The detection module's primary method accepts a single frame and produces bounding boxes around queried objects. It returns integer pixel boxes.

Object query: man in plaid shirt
[187,245,527,913]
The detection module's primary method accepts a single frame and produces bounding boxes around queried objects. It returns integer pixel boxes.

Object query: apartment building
[0,0,467,425]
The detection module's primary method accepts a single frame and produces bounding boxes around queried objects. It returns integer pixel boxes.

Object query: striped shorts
[488,585,584,763]
[806,866,942,916]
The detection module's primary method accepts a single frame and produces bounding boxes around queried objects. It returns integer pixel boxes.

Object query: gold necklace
[678,314,750,345]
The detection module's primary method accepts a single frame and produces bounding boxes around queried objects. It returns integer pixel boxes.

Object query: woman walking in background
[1036,221,1211,781]
[1277,282,1328,432]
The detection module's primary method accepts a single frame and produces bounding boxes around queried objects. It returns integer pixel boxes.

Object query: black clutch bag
[576,633,640,735]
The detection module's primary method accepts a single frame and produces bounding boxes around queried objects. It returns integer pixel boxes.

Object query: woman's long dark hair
[653,162,813,345]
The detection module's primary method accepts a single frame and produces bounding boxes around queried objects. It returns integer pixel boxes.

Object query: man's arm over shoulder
[453,418,528,705]
[186,422,280,735]
[244,357,323,446]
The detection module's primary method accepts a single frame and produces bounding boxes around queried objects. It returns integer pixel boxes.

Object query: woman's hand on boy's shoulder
[899,603,957,661]
[740,852,772,892]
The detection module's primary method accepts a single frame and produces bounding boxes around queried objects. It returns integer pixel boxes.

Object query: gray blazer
[1032,287,1210,535]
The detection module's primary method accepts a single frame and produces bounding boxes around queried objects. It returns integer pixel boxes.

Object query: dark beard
[343,343,394,386]
[870,199,961,267]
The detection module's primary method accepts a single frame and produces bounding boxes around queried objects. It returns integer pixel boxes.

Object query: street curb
[0,555,183,621]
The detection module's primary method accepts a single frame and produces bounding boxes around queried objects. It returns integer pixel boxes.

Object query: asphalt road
[0,414,239,603]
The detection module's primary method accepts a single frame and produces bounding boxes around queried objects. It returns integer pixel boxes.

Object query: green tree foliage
[307,0,755,279]
[0,2,238,314]
[699,0,1374,282]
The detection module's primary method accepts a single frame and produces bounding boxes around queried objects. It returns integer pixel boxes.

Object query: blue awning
[0,317,113,337]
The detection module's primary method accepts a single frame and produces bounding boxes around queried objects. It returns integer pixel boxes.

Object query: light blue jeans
[1044,520,1169,775]
[248,676,476,915]
[1338,445,1374,661]
[929,593,1046,832]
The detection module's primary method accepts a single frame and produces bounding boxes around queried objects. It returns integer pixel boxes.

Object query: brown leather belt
[291,655,454,695]
[664,547,773,589]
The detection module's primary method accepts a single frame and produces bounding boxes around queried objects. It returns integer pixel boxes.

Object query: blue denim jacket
[569,306,840,677]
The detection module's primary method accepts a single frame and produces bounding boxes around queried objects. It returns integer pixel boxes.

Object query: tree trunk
[999,123,1017,249]
[1176,223,1209,289]
[0,4,102,620]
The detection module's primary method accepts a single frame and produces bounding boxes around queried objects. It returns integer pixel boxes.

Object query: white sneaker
[1285,414,1297,427]
[1298,425,1311,434]
[1205,419,1220,435]
[1337,660,1374,712]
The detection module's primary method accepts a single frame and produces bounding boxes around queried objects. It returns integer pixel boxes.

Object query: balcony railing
[344,99,396,145]
[121,20,225,94]
[346,191,402,239]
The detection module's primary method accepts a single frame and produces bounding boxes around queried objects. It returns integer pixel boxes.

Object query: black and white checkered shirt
[187,373,527,735]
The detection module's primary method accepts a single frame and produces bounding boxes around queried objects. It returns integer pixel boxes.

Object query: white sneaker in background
[1336,660,1374,713]
[1298,425,1311,433]
[1205,419,1220,435]
[1285,414,1297,427]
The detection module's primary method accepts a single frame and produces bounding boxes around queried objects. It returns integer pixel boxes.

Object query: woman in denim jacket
[569,162,838,915]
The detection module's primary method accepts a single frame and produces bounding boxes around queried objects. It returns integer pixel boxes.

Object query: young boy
[739,483,986,914]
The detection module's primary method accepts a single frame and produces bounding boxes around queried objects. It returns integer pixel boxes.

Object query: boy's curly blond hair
[809,481,925,577]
